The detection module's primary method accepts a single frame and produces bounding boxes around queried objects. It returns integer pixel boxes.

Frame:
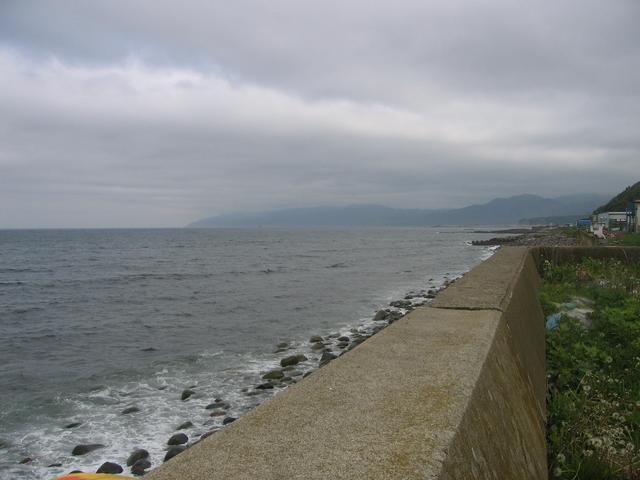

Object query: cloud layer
[0,0,638,227]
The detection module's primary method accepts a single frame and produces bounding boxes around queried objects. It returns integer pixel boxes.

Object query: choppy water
[0,227,502,478]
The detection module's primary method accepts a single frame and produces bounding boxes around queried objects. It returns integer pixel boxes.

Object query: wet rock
[337,342,349,349]
[288,369,303,376]
[256,382,274,390]
[200,431,217,441]
[181,389,195,401]
[19,457,32,464]
[390,300,412,309]
[209,409,226,417]
[126,448,149,466]
[48,463,63,467]
[157,385,168,390]
[141,347,157,352]
[310,342,325,351]
[245,390,264,396]
[164,445,186,462]
[337,336,350,342]
[280,354,307,367]
[0,439,8,449]
[205,401,229,410]
[276,342,289,349]
[97,462,123,474]
[262,369,284,380]
[309,335,323,343]
[72,444,105,456]
[223,417,236,425]
[121,406,140,415]
[69,471,83,474]
[373,310,389,321]
[320,351,337,366]
[328,333,340,338]
[131,459,151,476]
[64,422,82,429]
[303,371,313,378]
[167,433,188,446]
[177,421,194,430]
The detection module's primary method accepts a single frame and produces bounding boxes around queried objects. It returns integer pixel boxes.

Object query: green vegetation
[541,258,640,479]
[593,181,640,214]
[562,225,579,239]
[609,233,640,247]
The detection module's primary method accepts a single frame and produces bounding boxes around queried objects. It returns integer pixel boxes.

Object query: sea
[0,227,506,479]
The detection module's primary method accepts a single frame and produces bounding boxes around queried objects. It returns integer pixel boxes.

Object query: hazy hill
[188,193,609,227]
[593,181,640,214]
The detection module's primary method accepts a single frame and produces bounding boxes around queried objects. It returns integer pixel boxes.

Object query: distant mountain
[188,193,610,228]
[593,181,640,214]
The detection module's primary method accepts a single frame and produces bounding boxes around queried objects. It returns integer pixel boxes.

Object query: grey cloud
[0,0,638,227]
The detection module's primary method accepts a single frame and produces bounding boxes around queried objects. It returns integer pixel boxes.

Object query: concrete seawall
[148,247,547,480]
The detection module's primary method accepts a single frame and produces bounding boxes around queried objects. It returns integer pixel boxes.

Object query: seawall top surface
[431,246,529,311]
[148,308,502,480]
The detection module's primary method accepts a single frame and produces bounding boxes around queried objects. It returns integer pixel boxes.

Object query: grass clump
[611,233,640,247]
[541,258,640,479]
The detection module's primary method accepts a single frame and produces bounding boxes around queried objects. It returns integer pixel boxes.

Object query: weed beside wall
[541,258,640,479]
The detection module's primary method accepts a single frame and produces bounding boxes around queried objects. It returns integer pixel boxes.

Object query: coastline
[18,247,497,478]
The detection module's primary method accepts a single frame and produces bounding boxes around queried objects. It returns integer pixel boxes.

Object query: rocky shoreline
[35,275,464,478]
[472,226,577,247]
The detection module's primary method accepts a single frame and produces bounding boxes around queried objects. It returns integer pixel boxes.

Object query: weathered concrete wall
[576,230,598,246]
[148,247,547,480]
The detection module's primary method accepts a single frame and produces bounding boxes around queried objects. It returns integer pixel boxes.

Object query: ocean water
[0,227,502,478]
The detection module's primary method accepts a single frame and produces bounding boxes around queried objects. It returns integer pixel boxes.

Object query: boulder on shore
[72,444,105,456]
[126,449,149,467]
[167,433,188,446]
[131,458,151,476]
[373,310,389,321]
[262,369,284,380]
[164,445,186,462]
[320,351,337,366]
[280,354,307,367]
[96,462,123,474]
[176,421,194,430]
[181,389,195,401]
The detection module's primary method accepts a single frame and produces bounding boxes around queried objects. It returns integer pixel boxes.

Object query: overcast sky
[0,0,638,227]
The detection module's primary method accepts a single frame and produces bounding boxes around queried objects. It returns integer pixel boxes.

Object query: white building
[590,211,631,238]
[633,200,640,233]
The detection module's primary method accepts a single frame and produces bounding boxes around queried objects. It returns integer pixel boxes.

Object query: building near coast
[632,200,640,233]
[591,212,628,233]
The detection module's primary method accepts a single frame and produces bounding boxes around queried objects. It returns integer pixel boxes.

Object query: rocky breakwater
[473,226,577,247]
